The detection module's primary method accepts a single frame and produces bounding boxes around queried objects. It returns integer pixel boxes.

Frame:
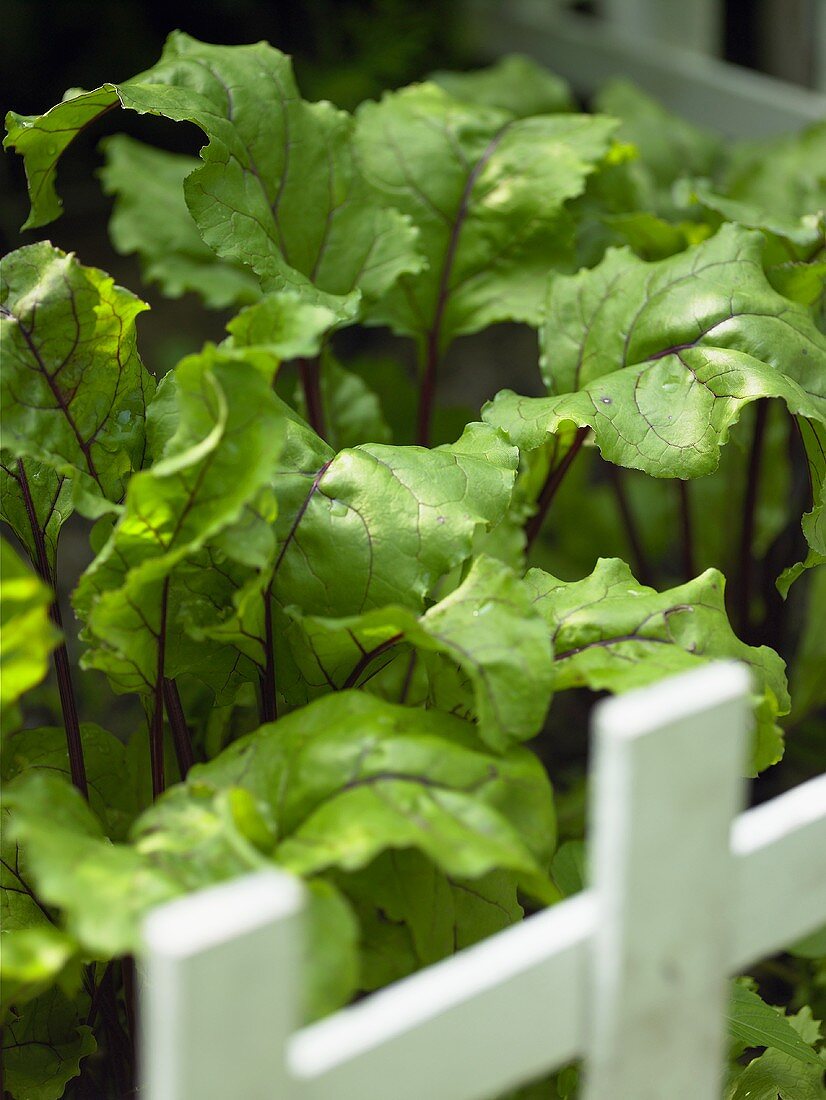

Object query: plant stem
[149,579,170,800]
[399,651,418,704]
[16,459,88,797]
[121,958,137,1070]
[343,633,404,689]
[677,479,696,580]
[416,336,439,448]
[84,962,131,1095]
[162,677,195,778]
[734,399,768,635]
[415,128,508,448]
[605,463,653,585]
[525,428,589,551]
[258,586,278,724]
[297,356,326,440]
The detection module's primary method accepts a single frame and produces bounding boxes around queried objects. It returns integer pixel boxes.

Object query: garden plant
[1,34,825,1098]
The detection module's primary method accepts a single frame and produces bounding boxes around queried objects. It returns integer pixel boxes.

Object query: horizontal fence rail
[470,0,826,136]
[140,663,826,1099]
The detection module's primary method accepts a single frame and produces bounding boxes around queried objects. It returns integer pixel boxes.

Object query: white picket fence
[472,0,826,135]
[139,662,826,1099]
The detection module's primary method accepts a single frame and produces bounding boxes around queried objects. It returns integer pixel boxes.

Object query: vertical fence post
[140,870,304,1100]
[600,0,721,55]
[583,662,751,1100]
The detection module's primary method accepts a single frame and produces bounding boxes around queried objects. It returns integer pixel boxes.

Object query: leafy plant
[1,35,824,1097]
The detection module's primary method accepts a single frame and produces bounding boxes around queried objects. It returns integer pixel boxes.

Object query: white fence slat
[140,871,303,1100]
[289,892,596,1100]
[472,1,826,136]
[138,662,826,1098]
[731,773,826,969]
[601,0,720,55]
[583,663,750,1100]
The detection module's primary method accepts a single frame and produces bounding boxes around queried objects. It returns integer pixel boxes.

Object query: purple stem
[298,357,326,440]
[343,634,404,690]
[258,586,278,724]
[677,479,696,581]
[605,463,653,586]
[734,399,768,635]
[149,579,170,800]
[162,677,195,778]
[16,459,88,797]
[525,428,590,551]
[415,127,510,447]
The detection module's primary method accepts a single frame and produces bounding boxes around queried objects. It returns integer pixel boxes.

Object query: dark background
[2,0,818,281]
[2,0,815,371]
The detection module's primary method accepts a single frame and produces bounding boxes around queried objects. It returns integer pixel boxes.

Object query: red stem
[605,463,653,586]
[258,586,278,723]
[16,459,88,797]
[162,677,195,778]
[149,579,170,799]
[677,479,696,581]
[415,127,510,447]
[525,428,589,551]
[734,400,768,635]
[343,633,404,690]
[298,357,326,440]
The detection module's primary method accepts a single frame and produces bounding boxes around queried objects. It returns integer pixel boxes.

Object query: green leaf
[790,925,826,960]
[224,291,351,363]
[353,83,616,345]
[594,80,721,198]
[283,554,553,751]
[430,55,574,117]
[601,210,712,260]
[1,809,52,941]
[99,134,262,309]
[728,1005,826,1100]
[0,541,59,735]
[1,925,78,1014]
[2,987,96,1100]
[303,879,360,1021]
[723,121,826,223]
[1,243,153,510]
[550,840,586,898]
[5,692,557,1006]
[1,724,140,840]
[74,346,286,697]
[0,457,72,576]
[789,566,826,725]
[485,226,826,566]
[163,691,557,891]
[336,850,522,989]
[272,422,518,618]
[525,558,789,774]
[4,774,192,957]
[5,33,423,310]
[685,180,824,254]
[728,984,824,1067]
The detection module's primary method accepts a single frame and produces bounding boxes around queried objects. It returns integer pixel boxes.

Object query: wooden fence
[471,0,826,136]
[139,662,826,1099]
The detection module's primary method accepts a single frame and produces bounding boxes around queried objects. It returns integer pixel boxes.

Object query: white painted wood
[601,0,720,55]
[471,2,826,136]
[289,892,595,1100]
[140,871,303,1100]
[139,663,826,1099]
[731,773,826,969]
[582,662,750,1100]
